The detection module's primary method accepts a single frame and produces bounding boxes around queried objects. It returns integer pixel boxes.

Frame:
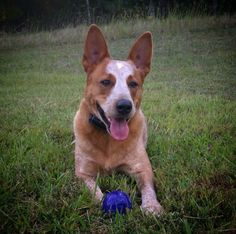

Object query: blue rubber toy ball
[102,190,132,215]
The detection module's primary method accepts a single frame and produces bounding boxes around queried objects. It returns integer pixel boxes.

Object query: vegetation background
[0,0,236,233]
[1,0,236,31]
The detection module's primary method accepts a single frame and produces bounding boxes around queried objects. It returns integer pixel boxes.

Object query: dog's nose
[116,99,132,115]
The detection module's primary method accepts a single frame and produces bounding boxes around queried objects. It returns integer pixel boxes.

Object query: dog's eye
[128,81,138,88]
[100,79,112,87]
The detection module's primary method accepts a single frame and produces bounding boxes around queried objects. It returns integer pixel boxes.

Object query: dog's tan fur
[74,25,163,215]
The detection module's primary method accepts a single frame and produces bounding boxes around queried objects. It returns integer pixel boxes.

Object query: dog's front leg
[75,157,103,202]
[124,157,164,216]
[140,180,164,216]
[83,176,104,202]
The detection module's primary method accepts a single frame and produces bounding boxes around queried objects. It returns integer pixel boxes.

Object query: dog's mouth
[96,103,129,141]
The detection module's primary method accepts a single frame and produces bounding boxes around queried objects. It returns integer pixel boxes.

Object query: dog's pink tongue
[110,119,129,141]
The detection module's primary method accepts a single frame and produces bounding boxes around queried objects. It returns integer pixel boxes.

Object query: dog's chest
[81,135,134,172]
[100,145,131,171]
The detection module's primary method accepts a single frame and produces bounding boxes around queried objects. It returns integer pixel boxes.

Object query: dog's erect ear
[82,24,110,74]
[127,32,153,77]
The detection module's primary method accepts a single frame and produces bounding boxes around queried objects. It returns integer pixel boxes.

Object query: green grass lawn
[0,16,236,233]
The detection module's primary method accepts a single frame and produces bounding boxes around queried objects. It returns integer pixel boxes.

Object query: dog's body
[74,25,163,215]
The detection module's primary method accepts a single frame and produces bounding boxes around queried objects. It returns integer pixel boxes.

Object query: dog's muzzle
[89,101,131,141]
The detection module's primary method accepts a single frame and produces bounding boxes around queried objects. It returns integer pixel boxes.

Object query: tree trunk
[212,0,218,15]
[86,0,91,24]
[159,0,168,18]
[148,0,155,17]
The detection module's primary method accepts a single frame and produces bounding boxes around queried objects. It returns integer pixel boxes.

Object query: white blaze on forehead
[106,60,134,100]
[116,61,125,69]
[100,60,136,118]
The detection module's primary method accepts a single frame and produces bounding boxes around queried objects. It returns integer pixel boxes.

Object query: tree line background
[0,0,235,32]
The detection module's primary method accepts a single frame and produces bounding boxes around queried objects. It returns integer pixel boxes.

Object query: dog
[74,24,163,216]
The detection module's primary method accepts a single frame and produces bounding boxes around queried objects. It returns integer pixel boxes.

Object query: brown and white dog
[74,25,163,216]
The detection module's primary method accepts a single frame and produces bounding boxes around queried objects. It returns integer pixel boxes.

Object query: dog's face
[82,25,152,140]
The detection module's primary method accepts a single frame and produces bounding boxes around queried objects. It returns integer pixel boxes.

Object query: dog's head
[82,25,152,141]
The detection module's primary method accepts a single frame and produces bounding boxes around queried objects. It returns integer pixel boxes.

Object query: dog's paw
[141,203,164,217]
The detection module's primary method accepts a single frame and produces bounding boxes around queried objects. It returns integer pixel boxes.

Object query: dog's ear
[127,32,152,77]
[82,24,110,74]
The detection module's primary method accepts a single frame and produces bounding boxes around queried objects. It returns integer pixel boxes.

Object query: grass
[0,15,236,233]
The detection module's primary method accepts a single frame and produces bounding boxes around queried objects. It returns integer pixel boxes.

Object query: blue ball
[102,190,132,215]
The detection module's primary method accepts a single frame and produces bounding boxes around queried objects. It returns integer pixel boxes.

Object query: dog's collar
[89,102,110,132]
[89,114,107,131]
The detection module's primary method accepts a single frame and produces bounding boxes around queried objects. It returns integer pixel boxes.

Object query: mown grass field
[0,16,236,233]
